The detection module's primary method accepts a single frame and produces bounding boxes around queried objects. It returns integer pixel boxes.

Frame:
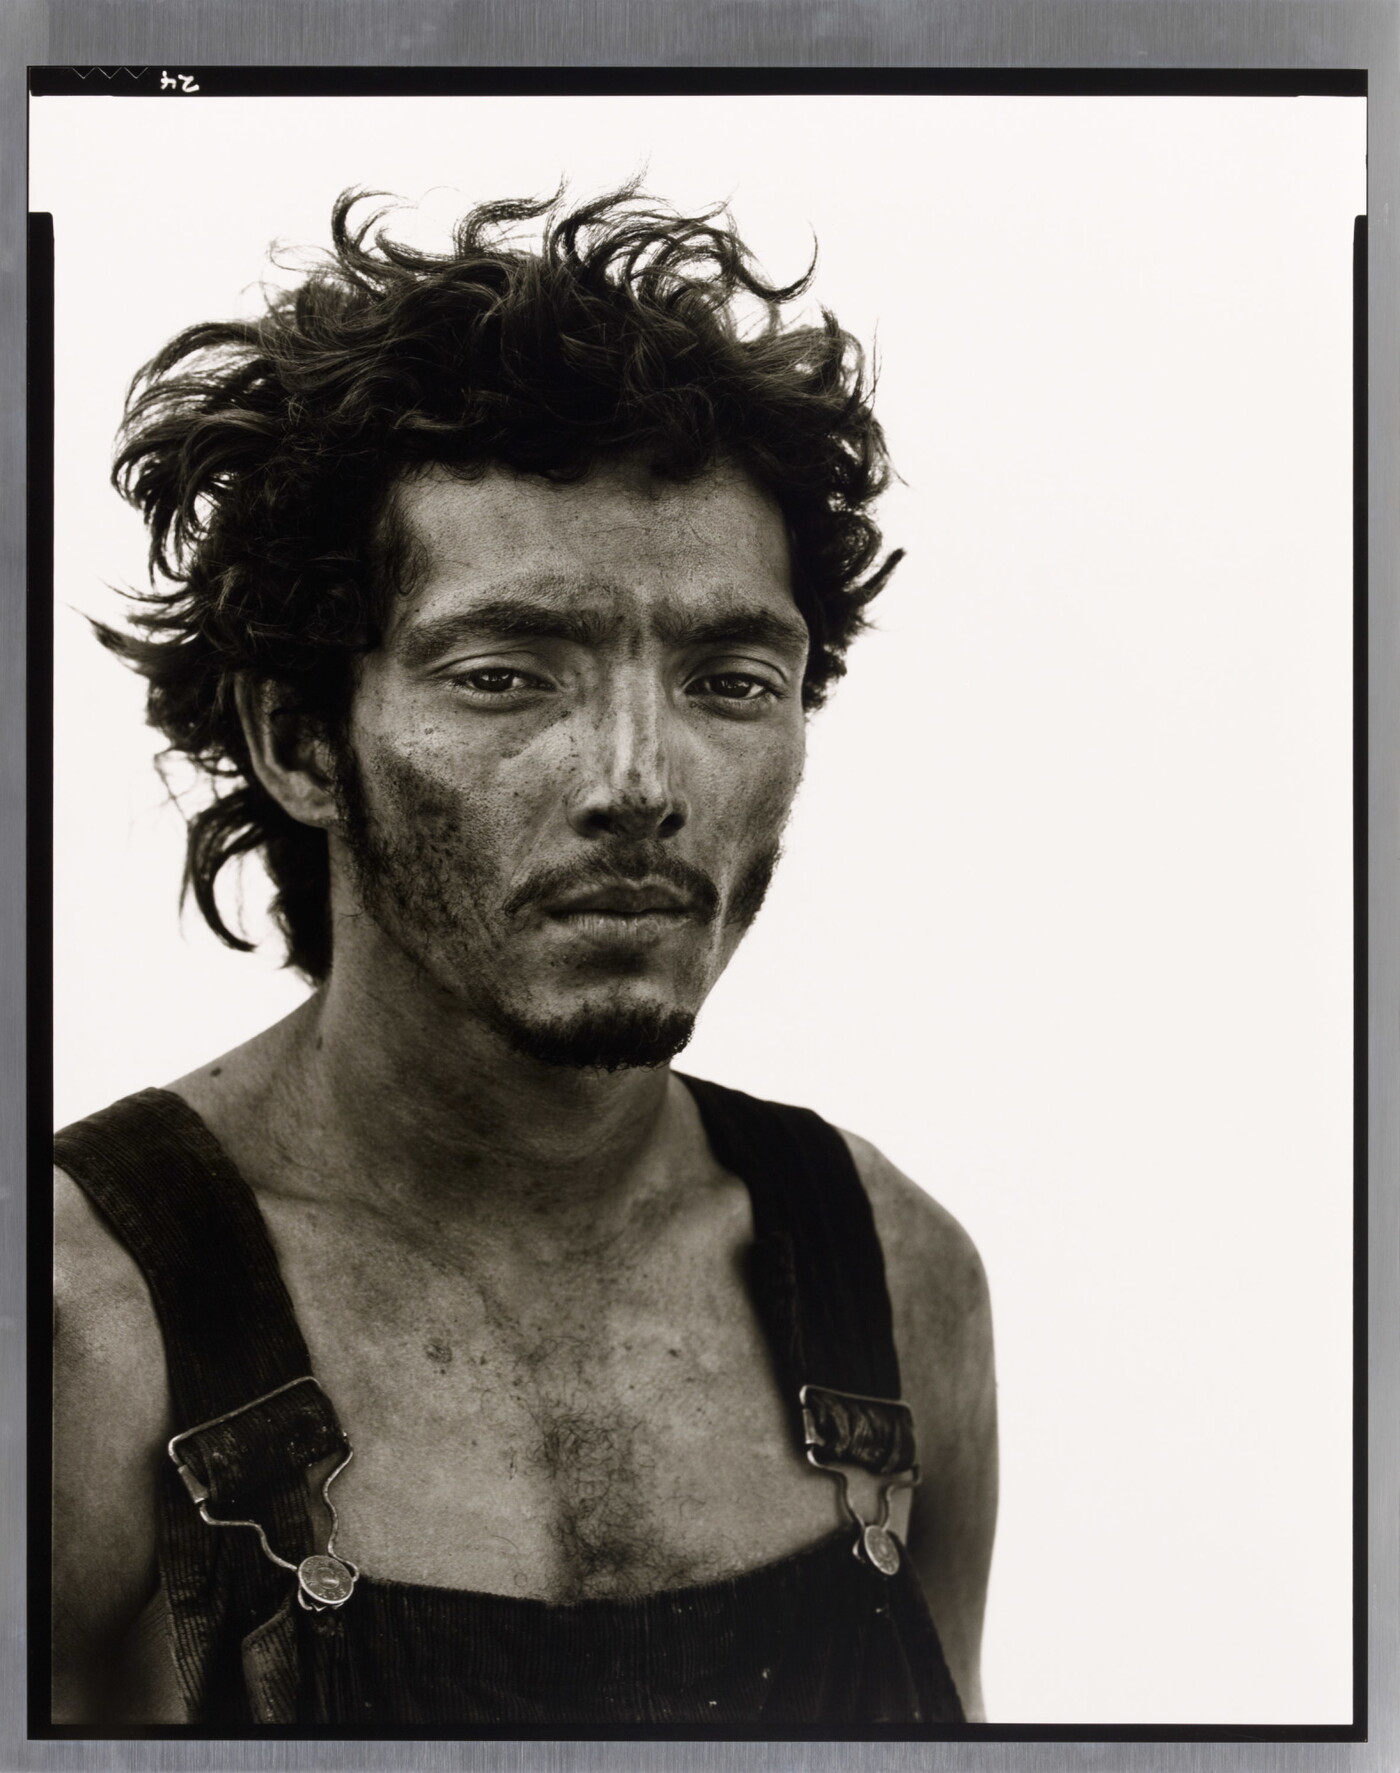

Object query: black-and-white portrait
[33,80,1363,1731]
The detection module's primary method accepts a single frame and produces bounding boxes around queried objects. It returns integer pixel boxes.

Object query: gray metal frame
[3,2,1394,1768]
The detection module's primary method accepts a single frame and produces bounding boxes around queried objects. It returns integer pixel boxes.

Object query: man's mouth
[544,881,703,920]
[531,878,712,951]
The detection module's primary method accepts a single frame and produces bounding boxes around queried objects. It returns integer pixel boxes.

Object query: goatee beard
[492,1000,699,1073]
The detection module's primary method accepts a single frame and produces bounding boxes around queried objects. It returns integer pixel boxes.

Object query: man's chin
[496,1001,698,1073]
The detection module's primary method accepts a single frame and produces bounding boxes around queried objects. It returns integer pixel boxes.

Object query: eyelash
[451,667,546,696]
[446,667,782,708]
[686,673,779,705]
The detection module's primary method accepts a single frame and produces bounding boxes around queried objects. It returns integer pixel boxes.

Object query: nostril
[566,785,687,841]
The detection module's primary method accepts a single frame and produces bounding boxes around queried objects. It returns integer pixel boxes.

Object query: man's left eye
[454,668,541,694]
[688,673,775,703]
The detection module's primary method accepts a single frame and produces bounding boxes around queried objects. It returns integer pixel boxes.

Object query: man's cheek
[737,748,802,844]
[362,752,500,915]
[374,743,493,847]
[715,758,801,929]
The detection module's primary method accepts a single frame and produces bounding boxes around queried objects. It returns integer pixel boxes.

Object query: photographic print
[30,69,1364,1736]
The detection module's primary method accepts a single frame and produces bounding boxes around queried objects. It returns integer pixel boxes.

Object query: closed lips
[547,884,697,916]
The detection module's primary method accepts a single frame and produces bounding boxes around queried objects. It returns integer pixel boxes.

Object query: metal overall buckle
[799,1382,920,1577]
[167,1374,360,1611]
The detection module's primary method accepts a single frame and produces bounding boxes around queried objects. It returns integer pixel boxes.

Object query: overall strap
[680,1076,914,1477]
[55,1088,349,1722]
[54,1088,346,1512]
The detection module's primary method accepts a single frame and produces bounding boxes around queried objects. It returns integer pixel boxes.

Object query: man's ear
[235,676,342,831]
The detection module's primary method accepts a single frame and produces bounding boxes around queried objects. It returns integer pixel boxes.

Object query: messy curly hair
[107,187,903,981]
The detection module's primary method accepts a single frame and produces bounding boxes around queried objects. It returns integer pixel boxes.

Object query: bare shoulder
[54,1164,168,1399]
[839,1130,998,1721]
[52,1165,170,1722]
[839,1130,993,1394]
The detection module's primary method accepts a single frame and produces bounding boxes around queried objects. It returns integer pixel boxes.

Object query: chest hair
[263,1185,815,1600]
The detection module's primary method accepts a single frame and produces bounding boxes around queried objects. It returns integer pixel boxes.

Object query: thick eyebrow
[653,605,810,659]
[395,591,809,671]
[395,599,613,671]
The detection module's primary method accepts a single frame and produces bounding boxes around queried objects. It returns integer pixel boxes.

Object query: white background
[32,91,1363,1724]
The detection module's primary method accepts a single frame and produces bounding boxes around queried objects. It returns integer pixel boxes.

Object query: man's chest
[257,1191,845,1603]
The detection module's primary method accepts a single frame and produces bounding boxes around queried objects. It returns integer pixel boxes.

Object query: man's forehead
[384,459,800,645]
[393,460,790,576]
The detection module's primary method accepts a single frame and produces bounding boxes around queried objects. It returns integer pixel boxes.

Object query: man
[52,189,997,1729]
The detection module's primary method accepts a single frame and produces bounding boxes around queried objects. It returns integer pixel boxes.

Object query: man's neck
[179,971,692,1256]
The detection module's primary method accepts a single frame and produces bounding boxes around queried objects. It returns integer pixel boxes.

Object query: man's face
[334,458,809,1069]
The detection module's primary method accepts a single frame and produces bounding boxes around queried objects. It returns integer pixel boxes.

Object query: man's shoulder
[837,1129,994,1418]
[53,1162,168,1418]
[55,1086,182,1355]
[839,1131,990,1324]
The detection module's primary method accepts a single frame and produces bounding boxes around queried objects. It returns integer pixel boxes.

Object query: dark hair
[108,187,903,980]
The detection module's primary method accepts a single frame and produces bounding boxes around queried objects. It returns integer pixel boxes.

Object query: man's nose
[564,679,689,842]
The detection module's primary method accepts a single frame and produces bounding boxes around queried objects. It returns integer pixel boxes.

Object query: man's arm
[52,1168,172,1725]
[842,1133,998,1722]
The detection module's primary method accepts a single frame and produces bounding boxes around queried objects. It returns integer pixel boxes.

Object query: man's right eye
[450,668,547,696]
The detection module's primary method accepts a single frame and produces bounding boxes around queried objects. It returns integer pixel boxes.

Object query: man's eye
[689,673,776,704]
[451,668,545,696]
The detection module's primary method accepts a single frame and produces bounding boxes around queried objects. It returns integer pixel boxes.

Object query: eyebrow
[655,606,809,656]
[397,600,610,670]
[395,590,810,671]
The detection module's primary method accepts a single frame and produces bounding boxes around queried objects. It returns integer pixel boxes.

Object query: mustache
[502,849,722,921]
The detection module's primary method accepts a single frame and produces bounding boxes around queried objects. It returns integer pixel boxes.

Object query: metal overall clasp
[167,1374,360,1611]
[799,1382,920,1576]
